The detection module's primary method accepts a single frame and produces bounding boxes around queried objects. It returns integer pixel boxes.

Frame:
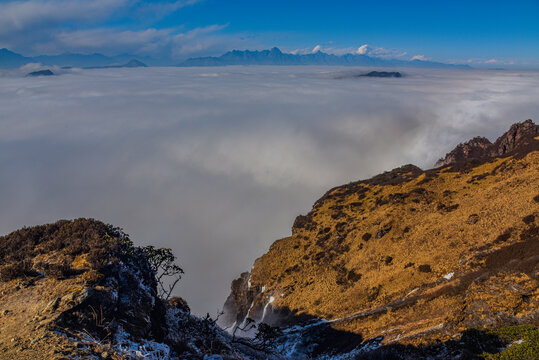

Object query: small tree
[253,323,283,353]
[232,317,256,340]
[199,310,225,354]
[140,246,184,300]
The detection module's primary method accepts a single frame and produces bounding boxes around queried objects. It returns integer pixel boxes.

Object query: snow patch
[405,287,419,298]
[261,296,275,323]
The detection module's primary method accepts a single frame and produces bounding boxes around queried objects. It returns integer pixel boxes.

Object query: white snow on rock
[404,287,419,298]
[443,272,455,280]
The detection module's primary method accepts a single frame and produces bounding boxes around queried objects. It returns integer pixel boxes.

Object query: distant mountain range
[0,48,151,68]
[179,47,471,68]
[85,59,148,69]
[1,47,471,69]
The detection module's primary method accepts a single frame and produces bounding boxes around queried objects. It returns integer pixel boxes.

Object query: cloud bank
[1,66,538,314]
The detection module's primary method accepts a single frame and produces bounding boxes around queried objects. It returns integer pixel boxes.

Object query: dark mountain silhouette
[179,47,471,68]
[0,48,31,68]
[1,47,471,69]
[362,71,402,77]
[86,59,148,69]
[26,69,55,77]
[123,59,148,67]
[0,48,154,68]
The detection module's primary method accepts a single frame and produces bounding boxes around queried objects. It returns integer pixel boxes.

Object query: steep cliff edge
[222,120,539,354]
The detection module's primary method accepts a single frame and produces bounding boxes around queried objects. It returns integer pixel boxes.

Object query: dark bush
[522,214,535,225]
[254,323,283,352]
[0,219,126,282]
[347,270,362,282]
[494,230,512,244]
[0,219,120,264]
[418,264,432,273]
[0,260,35,281]
[34,260,74,279]
[168,297,190,314]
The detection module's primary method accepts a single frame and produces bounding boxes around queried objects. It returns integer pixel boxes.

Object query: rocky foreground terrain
[0,120,537,359]
[0,220,276,359]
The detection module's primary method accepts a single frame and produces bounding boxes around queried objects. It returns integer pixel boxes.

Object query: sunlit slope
[224,120,538,345]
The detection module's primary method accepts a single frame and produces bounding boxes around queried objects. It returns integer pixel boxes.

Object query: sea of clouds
[1,66,538,314]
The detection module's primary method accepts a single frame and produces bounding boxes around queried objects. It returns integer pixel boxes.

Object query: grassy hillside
[226,121,539,346]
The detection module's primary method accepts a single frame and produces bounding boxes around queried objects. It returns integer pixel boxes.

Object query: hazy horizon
[1,66,538,314]
[1,0,538,68]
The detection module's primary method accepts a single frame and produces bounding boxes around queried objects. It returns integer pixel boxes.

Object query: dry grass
[249,150,538,344]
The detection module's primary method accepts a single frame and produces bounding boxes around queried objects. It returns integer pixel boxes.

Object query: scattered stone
[45,297,61,312]
[376,224,392,239]
[443,272,455,280]
[466,214,480,225]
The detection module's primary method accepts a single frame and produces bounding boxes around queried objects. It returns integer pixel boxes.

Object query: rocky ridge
[0,219,275,359]
[222,119,539,358]
[434,119,538,167]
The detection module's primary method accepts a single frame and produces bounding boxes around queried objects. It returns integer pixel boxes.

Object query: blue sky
[1,0,538,67]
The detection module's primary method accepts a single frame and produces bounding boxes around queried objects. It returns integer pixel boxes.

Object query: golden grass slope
[245,139,538,345]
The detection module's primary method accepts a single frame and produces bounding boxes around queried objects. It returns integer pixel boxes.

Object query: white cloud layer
[1,66,538,314]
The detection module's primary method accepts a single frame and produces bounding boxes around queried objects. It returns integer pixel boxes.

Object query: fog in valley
[1,66,538,314]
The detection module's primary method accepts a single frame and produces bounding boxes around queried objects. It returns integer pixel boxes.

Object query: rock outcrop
[0,219,275,359]
[222,120,539,358]
[435,119,538,167]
